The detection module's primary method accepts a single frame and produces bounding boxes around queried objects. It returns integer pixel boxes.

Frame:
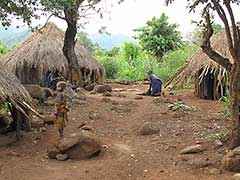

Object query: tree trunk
[229,64,240,148]
[62,9,83,87]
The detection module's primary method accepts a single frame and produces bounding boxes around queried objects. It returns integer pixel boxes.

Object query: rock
[214,139,223,148]
[209,168,220,175]
[222,147,240,172]
[134,96,143,100]
[101,97,111,103]
[47,147,60,159]
[43,114,55,124]
[42,88,53,97]
[81,125,93,131]
[232,173,240,180]
[115,93,127,98]
[75,94,87,101]
[93,84,112,93]
[58,135,81,151]
[56,133,101,160]
[84,83,96,91]
[66,135,101,159]
[24,84,46,99]
[56,153,68,161]
[31,119,44,128]
[88,111,101,120]
[180,145,204,154]
[103,91,112,97]
[89,91,96,95]
[139,122,160,135]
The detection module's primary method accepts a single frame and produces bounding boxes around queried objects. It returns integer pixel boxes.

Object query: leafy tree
[106,47,120,57]
[122,42,141,65]
[0,41,8,55]
[0,0,38,27]
[134,13,183,61]
[166,0,240,148]
[77,31,99,54]
[41,0,106,86]
[187,23,223,45]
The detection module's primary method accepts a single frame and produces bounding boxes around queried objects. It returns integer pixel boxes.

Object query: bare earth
[0,83,234,180]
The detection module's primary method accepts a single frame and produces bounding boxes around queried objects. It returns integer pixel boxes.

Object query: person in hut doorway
[146,69,162,96]
[54,81,69,138]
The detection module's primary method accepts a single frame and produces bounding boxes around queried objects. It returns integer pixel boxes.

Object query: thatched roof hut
[0,67,34,134]
[1,22,105,86]
[165,29,233,100]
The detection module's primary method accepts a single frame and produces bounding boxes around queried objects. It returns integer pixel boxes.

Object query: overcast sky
[46,0,240,37]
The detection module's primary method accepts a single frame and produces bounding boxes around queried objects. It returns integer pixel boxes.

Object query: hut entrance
[195,68,227,100]
[199,72,215,100]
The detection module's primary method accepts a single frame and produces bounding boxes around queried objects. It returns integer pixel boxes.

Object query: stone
[93,84,112,93]
[180,145,204,154]
[232,173,240,180]
[24,84,46,100]
[139,122,160,135]
[222,147,240,172]
[84,83,96,91]
[134,96,143,100]
[81,125,93,131]
[58,135,81,151]
[101,97,111,103]
[103,91,112,97]
[56,153,68,161]
[214,139,223,148]
[88,111,101,120]
[42,88,53,97]
[43,114,55,124]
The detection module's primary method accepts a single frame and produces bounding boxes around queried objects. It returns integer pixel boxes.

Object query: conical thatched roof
[165,29,234,89]
[1,22,105,86]
[0,67,34,125]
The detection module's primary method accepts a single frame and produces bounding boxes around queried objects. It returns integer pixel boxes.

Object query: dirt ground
[0,83,234,180]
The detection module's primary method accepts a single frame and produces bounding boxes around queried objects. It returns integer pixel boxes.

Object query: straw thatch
[1,22,105,86]
[165,29,234,99]
[0,67,33,131]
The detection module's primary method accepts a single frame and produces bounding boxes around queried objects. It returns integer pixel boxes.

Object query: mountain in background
[89,33,135,49]
[0,25,135,50]
[0,25,32,47]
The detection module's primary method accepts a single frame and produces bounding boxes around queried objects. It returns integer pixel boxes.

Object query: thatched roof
[165,29,234,89]
[1,22,105,85]
[0,67,33,120]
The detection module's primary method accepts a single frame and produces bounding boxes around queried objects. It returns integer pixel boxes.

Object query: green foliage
[187,23,223,45]
[77,31,99,54]
[0,102,12,117]
[168,101,199,112]
[159,45,198,82]
[0,41,8,55]
[122,42,141,65]
[0,0,38,27]
[97,55,119,79]
[206,133,222,140]
[219,95,231,118]
[134,13,183,60]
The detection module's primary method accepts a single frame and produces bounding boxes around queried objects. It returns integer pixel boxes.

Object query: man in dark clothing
[146,70,162,96]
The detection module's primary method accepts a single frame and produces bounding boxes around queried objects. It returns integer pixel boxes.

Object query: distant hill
[0,25,135,50]
[0,25,32,47]
[89,33,136,49]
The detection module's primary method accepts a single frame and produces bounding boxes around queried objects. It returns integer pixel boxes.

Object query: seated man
[146,69,162,96]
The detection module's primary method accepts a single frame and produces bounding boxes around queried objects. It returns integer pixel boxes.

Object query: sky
[47,0,240,38]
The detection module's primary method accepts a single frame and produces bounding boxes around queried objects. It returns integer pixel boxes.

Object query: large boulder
[222,147,240,172]
[93,84,112,93]
[48,132,101,160]
[24,84,46,99]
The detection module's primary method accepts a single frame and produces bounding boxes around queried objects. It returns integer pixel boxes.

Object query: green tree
[106,47,120,57]
[134,13,183,61]
[122,42,141,65]
[0,41,8,55]
[166,0,240,148]
[188,23,223,45]
[77,31,99,54]
[41,0,106,86]
[0,0,38,27]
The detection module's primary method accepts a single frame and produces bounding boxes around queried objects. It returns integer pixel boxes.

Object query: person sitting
[146,69,162,96]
